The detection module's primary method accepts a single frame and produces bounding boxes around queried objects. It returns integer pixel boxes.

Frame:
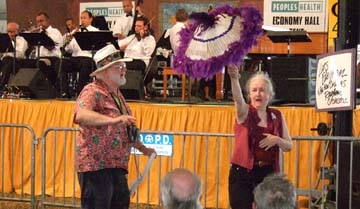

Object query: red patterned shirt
[74,80,132,172]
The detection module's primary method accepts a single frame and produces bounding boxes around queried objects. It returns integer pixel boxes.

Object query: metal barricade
[135,131,235,209]
[40,128,234,209]
[0,123,37,209]
[37,127,360,209]
[291,136,360,209]
[41,127,80,209]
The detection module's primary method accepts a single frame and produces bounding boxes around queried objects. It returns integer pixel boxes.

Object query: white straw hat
[90,44,132,77]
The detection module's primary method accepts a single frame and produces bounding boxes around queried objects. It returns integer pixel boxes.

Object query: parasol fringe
[173,4,263,79]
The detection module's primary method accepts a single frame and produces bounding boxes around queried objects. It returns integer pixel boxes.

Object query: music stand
[74,31,118,70]
[20,32,55,67]
[0,33,17,74]
[266,30,312,56]
[0,33,14,53]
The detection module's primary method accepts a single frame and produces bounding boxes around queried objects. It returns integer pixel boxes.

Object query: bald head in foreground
[160,168,202,209]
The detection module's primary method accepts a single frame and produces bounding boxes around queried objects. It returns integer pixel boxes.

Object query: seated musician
[62,10,99,96]
[62,17,77,57]
[0,22,28,93]
[118,15,156,88]
[18,12,63,96]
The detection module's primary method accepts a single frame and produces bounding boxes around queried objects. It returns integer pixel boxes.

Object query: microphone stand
[12,37,17,75]
[57,47,65,97]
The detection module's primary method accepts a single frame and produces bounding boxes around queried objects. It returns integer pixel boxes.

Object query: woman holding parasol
[227,64,293,209]
[173,4,292,208]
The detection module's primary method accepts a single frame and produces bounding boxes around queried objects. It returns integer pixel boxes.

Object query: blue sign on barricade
[131,133,173,156]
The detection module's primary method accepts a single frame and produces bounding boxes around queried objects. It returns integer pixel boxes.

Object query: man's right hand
[112,115,136,125]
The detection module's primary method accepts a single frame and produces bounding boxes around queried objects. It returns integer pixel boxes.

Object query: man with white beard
[74,44,156,209]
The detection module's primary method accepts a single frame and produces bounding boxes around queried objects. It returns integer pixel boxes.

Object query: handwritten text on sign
[315,49,355,111]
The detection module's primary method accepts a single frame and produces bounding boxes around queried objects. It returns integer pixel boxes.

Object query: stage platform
[1,98,360,207]
[0,98,340,137]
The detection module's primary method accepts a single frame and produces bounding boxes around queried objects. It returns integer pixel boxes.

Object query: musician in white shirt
[113,0,143,40]
[167,8,188,54]
[2,22,28,59]
[64,11,99,58]
[33,12,63,89]
[62,10,99,96]
[119,16,155,71]
[36,12,63,58]
[118,16,155,95]
[113,0,134,40]
[0,22,28,91]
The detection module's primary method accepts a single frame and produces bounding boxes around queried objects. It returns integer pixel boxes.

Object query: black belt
[254,160,272,167]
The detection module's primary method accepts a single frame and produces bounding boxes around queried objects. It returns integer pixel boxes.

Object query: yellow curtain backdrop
[0,99,348,207]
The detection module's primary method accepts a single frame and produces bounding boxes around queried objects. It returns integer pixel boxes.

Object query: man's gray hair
[254,174,297,209]
[160,168,202,209]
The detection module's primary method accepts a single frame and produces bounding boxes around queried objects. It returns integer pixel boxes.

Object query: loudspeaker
[268,57,316,103]
[120,70,144,100]
[8,68,56,99]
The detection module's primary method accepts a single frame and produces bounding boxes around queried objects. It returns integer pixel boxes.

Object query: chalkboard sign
[315,48,356,112]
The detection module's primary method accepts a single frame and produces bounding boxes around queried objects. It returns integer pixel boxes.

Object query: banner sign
[315,49,356,111]
[0,0,6,33]
[263,0,328,32]
[131,133,174,156]
[80,1,130,31]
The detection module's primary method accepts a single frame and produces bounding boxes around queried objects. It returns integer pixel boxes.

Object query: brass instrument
[27,26,42,33]
[25,19,42,33]
[63,26,81,48]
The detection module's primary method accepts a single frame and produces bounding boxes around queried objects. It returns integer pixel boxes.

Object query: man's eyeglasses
[112,62,127,71]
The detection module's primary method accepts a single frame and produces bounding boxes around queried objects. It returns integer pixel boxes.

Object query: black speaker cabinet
[8,68,56,99]
[119,70,144,100]
[268,57,316,103]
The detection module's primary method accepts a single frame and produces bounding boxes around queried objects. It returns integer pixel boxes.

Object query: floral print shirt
[74,80,132,172]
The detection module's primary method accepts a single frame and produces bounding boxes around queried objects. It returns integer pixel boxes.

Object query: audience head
[80,10,93,27]
[122,0,133,15]
[7,22,20,39]
[245,71,275,108]
[36,12,50,29]
[253,174,297,209]
[175,9,188,22]
[160,168,202,209]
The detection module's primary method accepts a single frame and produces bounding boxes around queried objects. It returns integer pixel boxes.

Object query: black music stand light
[0,33,16,74]
[266,30,312,56]
[73,31,118,70]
